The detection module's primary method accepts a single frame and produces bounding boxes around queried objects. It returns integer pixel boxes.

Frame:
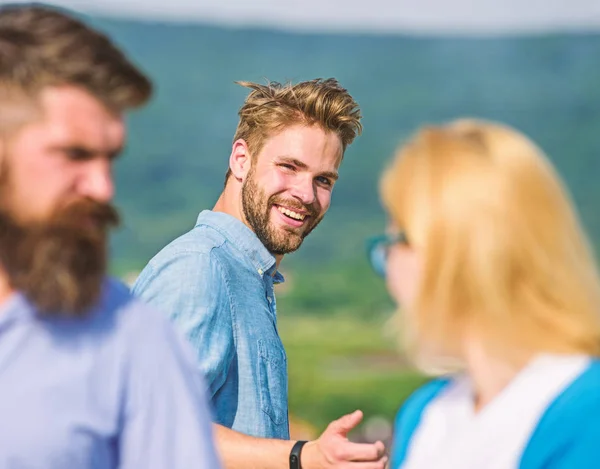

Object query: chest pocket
[257,338,288,425]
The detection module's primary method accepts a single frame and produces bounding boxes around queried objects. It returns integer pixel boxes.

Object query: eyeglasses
[366,232,409,278]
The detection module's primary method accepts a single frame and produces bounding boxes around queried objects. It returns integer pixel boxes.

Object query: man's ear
[228,139,252,182]
[0,139,6,175]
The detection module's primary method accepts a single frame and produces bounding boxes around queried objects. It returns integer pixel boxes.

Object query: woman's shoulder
[395,378,453,425]
[539,358,600,421]
[520,358,600,468]
[390,377,453,467]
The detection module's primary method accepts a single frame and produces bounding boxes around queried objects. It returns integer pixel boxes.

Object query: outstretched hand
[301,410,388,469]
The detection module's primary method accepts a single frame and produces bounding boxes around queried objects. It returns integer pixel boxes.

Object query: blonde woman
[368,119,600,468]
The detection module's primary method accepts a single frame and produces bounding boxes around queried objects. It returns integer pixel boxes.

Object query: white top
[402,354,590,469]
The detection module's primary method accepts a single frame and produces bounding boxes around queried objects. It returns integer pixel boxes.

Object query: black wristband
[289,440,308,469]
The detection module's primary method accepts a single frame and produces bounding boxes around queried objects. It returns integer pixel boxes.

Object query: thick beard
[0,199,119,318]
[241,167,322,255]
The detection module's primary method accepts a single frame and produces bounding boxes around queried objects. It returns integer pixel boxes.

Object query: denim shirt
[132,210,289,439]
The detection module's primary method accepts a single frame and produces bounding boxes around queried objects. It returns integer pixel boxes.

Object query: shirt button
[258,268,264,275]
[267,297,272,303]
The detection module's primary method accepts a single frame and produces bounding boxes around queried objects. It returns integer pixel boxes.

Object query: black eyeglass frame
[365,231,409,277]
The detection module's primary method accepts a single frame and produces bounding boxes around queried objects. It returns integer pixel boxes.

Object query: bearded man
[0,5,220,468]
[133,79,388,469]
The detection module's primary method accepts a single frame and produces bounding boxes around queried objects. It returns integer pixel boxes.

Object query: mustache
[52,199,120,230]
[269,196,318,218]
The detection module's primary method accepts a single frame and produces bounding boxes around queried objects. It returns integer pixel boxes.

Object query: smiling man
[132,80,388,469]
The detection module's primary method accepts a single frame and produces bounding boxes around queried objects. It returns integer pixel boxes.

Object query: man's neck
[0,268,15,310]
[213,190,285,271]
[213,190,244,225]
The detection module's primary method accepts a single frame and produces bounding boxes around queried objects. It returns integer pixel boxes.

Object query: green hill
[85,16,600,274]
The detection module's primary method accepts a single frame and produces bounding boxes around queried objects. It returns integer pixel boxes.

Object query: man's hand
[301,410,388,469]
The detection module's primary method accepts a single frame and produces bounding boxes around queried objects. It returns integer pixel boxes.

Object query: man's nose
[290,176,316,205]
[76,159,114,203]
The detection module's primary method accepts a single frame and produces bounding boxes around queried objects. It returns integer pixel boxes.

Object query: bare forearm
[213,412,387,469]
[214,424,296,469]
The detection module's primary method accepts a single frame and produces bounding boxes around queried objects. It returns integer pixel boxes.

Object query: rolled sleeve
[132,248,235,398]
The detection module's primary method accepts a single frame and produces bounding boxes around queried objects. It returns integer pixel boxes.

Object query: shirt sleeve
[131,248,235,398]
[118,304,223,469]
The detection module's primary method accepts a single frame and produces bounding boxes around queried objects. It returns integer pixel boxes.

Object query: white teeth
[277,206,306,221]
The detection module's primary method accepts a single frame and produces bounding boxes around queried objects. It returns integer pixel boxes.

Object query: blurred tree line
[87,16,600,275]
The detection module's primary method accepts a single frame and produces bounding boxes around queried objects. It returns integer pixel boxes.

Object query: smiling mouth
[276,205,308,221]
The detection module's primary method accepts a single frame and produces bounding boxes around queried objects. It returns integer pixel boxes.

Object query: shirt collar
[195,210,285,283]
[0,292,32,330]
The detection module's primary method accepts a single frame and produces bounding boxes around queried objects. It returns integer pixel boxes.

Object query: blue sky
[5,0,600,34]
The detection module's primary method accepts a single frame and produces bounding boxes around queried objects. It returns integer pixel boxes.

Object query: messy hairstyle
[382,119,600,372]
[225,78,362,184]
[0,4,151,131]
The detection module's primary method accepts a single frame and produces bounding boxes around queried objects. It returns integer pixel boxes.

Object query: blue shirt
[132,210,290,439]
[391,359,600,468]
[0,278,222,469]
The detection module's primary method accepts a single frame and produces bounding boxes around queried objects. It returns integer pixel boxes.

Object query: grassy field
[279,314,430,437]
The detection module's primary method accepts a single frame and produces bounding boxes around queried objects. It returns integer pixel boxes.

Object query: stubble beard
[241,167,323,255]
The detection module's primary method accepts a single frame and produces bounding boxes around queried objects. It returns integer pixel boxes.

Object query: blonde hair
[225,78,362,184]
[381,119,600,371]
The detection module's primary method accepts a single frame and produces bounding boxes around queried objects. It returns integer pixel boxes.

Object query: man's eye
[279,163,295,171]
[65,148,93,161]
[316,176,332,186]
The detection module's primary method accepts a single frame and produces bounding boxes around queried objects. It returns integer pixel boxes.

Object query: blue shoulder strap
[390,378,451,468]
[520,360,600,468]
